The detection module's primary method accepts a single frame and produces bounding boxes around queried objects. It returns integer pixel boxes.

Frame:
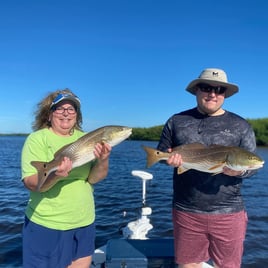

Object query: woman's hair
[32,88,83,131]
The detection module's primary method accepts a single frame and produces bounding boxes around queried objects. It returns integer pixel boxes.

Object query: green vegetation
[247,118,268,146]
[0,133,27,136]
[130,125,163,141]
[1,118,268,146]
[131,118,268,146]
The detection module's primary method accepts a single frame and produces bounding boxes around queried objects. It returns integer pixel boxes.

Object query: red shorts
[173,209,248,268]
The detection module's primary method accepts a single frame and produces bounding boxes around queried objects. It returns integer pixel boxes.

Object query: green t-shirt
[21,128,95,230]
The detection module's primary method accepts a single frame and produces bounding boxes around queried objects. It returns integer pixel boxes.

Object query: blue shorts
[23,217,95,268]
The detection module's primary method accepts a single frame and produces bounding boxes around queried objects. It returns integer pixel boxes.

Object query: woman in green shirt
[21,89,111,268]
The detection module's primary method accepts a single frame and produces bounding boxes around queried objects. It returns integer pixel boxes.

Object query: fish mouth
[117,128,132,141]
[126,128,132,136]
[119,127,132,138]
[249,164,264,169]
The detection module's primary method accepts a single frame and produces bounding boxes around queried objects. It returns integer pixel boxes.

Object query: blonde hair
[32,88,83,131]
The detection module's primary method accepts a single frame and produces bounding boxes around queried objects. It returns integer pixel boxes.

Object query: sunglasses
[197,83,227,95]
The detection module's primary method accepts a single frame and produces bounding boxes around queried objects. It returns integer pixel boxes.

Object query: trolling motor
[122,170,153,239]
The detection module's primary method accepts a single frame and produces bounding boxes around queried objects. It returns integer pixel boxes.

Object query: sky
[0,0,267,134]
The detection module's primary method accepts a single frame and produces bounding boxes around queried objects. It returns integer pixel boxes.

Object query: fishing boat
[90,170,213,268]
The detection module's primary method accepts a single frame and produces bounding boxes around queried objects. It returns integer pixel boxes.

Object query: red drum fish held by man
[142,143,264,175]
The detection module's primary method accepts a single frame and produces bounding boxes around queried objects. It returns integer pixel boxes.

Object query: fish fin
[142,145,162,168]
[208,163,225,176]
[179,143,206,150]
[211,171,223,176]
[177,166,189,174]
[208,163,225,171]
[210,144,224,147]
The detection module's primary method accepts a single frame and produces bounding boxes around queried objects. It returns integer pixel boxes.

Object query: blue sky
[0,0,267,133]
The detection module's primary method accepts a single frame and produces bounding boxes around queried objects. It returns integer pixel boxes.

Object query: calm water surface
[0,136,267,267]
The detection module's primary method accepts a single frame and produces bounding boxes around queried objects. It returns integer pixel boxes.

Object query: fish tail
[30,161,49,191]
[142,145,161,168]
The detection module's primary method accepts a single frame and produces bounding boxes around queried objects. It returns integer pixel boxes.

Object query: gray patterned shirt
[157,108,257,214]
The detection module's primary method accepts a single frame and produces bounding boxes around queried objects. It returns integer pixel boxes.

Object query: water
[0,136,268,267]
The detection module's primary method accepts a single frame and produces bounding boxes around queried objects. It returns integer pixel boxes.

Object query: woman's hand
[88,142,112,184]
[55,156,73,177]
[23,157,73,192]
[93,142,111,161]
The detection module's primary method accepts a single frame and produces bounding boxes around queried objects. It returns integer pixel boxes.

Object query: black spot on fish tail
[31,161,49,180]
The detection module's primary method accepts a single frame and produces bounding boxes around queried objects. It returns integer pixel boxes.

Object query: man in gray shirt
[157,68,258,268]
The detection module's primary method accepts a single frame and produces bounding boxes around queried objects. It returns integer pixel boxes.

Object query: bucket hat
[186,68,239,98]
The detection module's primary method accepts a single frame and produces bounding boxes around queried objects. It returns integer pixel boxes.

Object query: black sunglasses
[197,83,227,95]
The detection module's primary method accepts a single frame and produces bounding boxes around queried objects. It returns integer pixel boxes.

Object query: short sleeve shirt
[21,128,95,230]
[157,108,257,214]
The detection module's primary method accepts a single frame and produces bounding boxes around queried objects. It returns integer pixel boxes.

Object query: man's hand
[166,148,183,167]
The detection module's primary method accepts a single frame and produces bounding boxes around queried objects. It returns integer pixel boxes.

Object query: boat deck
[91,238,213,268]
